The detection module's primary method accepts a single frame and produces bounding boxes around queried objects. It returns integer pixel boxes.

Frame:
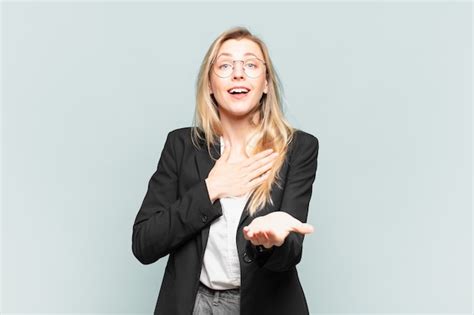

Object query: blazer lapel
[195,140,220,181]
[194,138,220,251]
[238,194,252,228]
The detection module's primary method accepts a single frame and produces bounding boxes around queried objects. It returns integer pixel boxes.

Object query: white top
[199,136,250,289]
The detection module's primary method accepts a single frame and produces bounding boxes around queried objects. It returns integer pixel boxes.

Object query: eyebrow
[216,52,261,59]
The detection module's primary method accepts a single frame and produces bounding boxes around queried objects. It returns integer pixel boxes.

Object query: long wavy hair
[191,26,296,217]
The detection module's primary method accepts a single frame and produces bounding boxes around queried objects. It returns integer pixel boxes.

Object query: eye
[245,62,256,68]
[217,62,232,70]
[244,60,259,69]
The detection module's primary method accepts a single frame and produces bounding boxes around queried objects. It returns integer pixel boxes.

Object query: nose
[232,61,245,79]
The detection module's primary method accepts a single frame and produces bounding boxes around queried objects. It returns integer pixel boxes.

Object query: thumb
[243,226,251,239]
[292,223,314,235]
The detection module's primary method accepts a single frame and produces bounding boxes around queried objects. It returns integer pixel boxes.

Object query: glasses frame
[211,56,267,78]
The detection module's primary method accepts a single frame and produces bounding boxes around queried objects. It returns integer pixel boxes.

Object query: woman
[132,26,319,315]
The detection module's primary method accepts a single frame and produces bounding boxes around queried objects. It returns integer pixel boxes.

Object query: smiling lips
[227,86,250,100]
[228,86,250,94]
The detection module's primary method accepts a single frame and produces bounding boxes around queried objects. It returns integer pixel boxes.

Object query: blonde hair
[191,26,296,217]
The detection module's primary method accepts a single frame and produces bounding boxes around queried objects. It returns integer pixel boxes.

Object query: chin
[225,104,256,117]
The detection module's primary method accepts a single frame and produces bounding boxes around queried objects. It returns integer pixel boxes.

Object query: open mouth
[227,87,250,99]
[227,88,250,95]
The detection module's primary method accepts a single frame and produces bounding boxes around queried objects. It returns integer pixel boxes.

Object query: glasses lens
[244,58,264,78]
[214,59,233,77]
[213,58,265,78]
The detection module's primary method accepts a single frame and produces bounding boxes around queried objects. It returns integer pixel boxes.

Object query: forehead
[216,38,264,59]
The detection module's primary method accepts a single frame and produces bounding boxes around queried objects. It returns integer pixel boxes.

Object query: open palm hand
[243,212,314,249]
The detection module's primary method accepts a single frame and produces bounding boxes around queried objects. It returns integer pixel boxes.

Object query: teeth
[229,88,249,94]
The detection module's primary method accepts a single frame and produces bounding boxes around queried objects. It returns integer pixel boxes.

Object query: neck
[219,111,259,155]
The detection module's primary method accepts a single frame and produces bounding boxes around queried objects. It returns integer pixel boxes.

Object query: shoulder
[163,127,196,147]
[162,127,203,155]
[290,129,319,153]
[167,126,193,139]
[284,129,319,170]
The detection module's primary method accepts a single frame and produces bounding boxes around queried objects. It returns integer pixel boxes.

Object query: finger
[292,223,314,235]
[260,231,276,248]
[246,159,276,184]
[261,233,274,248]
[241,149,275,168]
[262,242,273,249]
[257,232,269,246]
[250,231,265,246]
[264,230,286,248]
[244,226,254,238]
[245,151,278,172]
[263,230,277,245]
[243,231,250,240]
[248,232,260,245]
[247,170,271,189]
[243,226,251,239]
[250,238,259,246]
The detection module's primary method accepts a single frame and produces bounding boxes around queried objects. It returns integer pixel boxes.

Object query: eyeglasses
[211,57,266,78]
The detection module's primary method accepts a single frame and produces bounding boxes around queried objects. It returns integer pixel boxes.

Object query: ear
[263,79,268,94]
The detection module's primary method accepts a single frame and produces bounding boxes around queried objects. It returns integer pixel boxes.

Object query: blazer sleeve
[132,131,223,265]
[248,132,319,272]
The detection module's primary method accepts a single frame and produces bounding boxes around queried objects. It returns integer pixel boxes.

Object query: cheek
[210,80,226,96]
[252,79,266,94]
[209,81,216,94]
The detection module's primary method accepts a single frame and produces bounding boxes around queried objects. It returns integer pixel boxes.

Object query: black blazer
[132,127,319,315]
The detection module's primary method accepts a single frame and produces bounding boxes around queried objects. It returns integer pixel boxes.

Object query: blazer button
[243,252,253,263]
[201,214,208,223]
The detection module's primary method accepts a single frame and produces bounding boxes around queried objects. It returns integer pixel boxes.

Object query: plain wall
[1,1,472,314]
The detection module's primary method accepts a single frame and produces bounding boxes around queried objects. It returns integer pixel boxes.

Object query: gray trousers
[192,282,240,315]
